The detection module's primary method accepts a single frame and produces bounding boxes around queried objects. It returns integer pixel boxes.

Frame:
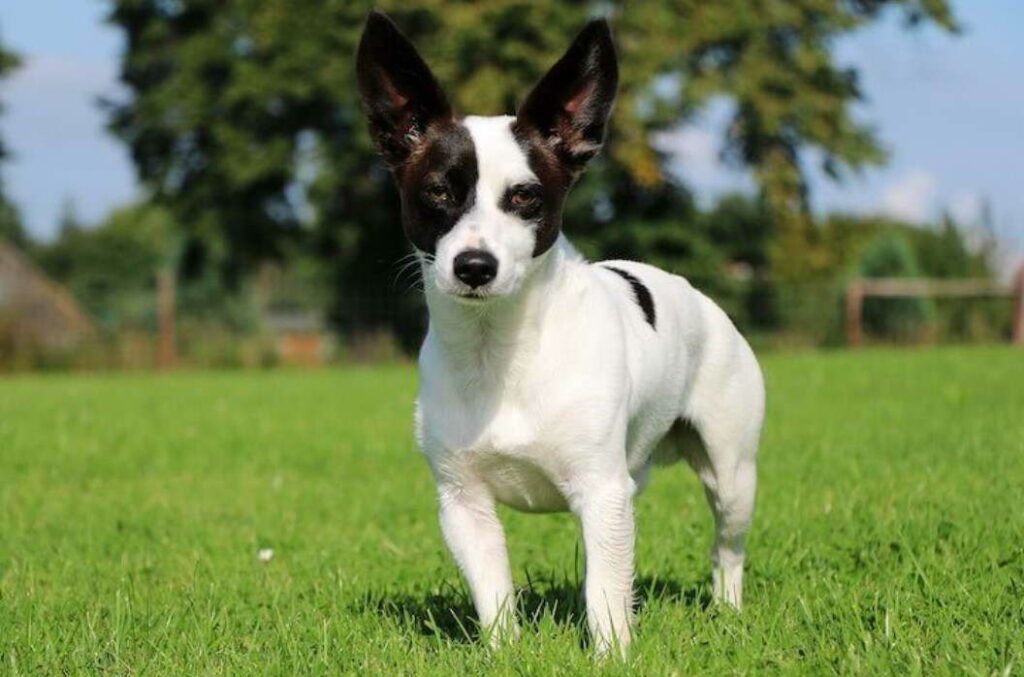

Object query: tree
[0,196,27,249]
[57,198,85,238]
[105,0,957,349]
[858,230,934,340]
[654,1,957,281]
[0,36,19,165]
[35,202,172,330]
[0,35,24,248]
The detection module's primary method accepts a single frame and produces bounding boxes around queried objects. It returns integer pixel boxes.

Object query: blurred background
[0,0,1021,371]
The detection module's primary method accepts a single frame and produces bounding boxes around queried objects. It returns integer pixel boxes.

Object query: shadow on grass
[354,572,711,646]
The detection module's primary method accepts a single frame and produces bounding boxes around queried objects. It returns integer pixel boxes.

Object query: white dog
[357,10,765,655]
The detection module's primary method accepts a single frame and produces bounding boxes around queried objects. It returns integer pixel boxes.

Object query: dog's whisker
[392,256,429,290]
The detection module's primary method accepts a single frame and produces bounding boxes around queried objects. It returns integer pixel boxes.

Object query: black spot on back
[603,265,656,330]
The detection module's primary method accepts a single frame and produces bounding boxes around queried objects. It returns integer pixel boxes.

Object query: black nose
[453,249,498,289]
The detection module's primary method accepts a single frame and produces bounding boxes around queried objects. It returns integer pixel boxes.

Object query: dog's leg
[681,343,763,609]
[703,456,755,608]
[684,421,758,609]
[573,477,635,657]
[438,484,518,645]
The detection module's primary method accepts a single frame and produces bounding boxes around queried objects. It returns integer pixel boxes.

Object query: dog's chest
[421,377,577,512]
[472,402,573,512]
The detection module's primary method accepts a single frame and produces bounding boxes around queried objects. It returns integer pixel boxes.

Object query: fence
[845,265,1024,348]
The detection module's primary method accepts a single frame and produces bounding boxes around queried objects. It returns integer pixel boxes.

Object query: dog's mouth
[455,291,490,303]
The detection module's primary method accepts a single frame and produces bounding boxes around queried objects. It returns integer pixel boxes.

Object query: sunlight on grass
[1,348,1022,674]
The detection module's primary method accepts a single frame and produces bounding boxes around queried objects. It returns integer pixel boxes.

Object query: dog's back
[571,255,765,484]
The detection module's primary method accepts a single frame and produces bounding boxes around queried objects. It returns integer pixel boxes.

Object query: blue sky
[2,1,1022,272]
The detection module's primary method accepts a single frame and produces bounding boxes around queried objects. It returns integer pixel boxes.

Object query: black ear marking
[516,19,618,171]
[356,10,452,167]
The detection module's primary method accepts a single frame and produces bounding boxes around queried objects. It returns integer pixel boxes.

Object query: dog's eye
[425,185,452,205]
[508,186,540,207]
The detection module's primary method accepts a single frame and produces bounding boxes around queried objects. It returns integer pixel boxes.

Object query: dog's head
[356,10,617,302]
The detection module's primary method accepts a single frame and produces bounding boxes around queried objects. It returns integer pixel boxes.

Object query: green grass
[1,347,1022,675]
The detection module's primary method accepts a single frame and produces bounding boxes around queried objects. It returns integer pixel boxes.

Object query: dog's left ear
[517,19,618,169]
[356,10,453,168]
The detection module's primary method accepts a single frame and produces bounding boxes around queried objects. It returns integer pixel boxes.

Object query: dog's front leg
[438,483,518,646]
[573,477,635,657]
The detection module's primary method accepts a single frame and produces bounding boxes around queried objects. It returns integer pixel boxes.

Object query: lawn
[1,347,1022,675]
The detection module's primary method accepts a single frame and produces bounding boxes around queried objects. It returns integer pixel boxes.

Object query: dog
[356,10,765,656]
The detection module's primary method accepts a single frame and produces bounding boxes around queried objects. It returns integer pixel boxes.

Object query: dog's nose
[453,249,498,289]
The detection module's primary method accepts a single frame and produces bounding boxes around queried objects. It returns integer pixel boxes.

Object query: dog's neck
[422,237,575,376]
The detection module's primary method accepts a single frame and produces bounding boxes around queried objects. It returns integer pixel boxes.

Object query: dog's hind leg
[691,436,756,608]
[677,360,763,607]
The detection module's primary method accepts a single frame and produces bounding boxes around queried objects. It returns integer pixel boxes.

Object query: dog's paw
[591,625,631,660]
[483,618,520,649]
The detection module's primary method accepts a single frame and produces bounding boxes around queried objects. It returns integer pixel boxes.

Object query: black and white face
[356,11,617,302]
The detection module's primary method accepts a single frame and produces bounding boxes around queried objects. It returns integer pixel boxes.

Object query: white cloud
[653,127,720,178]
[649,96,756,205]
[882,170,937,223]
[948,192,985,226]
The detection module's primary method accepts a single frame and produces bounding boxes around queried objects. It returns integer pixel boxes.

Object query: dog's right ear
[517,19,618,171]
[356,10,452,168]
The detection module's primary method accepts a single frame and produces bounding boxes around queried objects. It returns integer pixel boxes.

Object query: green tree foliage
[858,230,934,340]
[908,214,992,279]
[35,201,271,337]
[0,197,27,249]
[0,35,25,248]
[105,0,956,348]
[0,36,19,165]
[35,203,173,329]
[678,1,956,280]
[897,215,1004,342]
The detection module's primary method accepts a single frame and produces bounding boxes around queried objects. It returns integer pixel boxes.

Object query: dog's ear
[356,10,452,167]
[517,19,618,170]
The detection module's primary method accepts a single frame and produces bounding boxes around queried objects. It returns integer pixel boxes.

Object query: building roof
[0,240,96,349]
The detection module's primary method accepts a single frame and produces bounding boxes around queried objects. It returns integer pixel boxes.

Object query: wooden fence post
[1012,264,1024,346]
[156,266,177,369]
[846,279,864,349]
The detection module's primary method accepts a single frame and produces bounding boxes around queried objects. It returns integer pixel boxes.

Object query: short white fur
[416,116,765,656]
